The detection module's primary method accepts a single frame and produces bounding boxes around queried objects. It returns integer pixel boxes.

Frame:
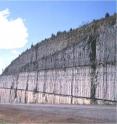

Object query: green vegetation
[105,12,110,18]
[0,120,10,124]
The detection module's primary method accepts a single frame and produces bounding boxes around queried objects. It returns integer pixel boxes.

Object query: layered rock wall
[0,15,116,104]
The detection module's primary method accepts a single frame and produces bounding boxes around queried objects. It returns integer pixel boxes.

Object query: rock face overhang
[0,14,116,104]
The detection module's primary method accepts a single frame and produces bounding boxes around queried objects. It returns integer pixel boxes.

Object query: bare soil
[0,104,116,124]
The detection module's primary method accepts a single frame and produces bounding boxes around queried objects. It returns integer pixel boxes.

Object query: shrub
[105,12,110,18]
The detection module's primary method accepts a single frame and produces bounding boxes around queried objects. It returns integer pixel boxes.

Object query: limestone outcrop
[0,14,116,104]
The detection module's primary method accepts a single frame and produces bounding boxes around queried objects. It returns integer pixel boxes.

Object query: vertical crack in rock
[114,27,116,101]
[25,73,29,103]
[71,45,75,104]
[36,71,39,103]
[35,45,38,71]
[88,32,98,104]
[24,91,27,104]
[103,35,109,102]
[14,87,17,99]
[26,80,28,91]
[43,70,46,99]
[9,76,14,103]
[33,72,38,103]
[53,70,57,96]
[14,74,19,103]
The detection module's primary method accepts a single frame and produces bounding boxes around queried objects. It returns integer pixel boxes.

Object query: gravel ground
[0,104,116,124]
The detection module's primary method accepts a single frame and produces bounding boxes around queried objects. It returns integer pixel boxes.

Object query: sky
[0,0,116,74]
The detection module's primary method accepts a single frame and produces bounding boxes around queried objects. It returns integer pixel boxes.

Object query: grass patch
[0,120,7,124]
[0,120,14,124]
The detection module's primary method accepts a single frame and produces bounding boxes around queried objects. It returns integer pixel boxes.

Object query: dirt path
[0,104,116,124]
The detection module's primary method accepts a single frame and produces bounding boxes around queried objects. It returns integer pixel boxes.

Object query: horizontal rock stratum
[0,14,116,104]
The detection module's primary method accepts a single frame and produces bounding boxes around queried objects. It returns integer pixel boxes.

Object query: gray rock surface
[0,14,116,104]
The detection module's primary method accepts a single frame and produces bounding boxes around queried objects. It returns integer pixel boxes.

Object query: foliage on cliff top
[2,13,116,75]
[34,13,116,47]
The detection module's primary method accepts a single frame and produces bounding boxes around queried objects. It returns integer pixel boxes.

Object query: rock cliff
[0,14,116,104]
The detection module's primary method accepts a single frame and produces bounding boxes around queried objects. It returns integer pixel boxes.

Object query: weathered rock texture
[0,15,116,104]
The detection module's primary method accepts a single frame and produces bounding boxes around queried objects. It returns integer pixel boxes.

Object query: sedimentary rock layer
[0,15,116,104]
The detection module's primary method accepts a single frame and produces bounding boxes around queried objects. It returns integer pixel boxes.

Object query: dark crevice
[14,88,17,98]
[24,91,27,103]
[88,33,97,104]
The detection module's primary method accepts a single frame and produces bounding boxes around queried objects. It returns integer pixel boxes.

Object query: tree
[57,31,61,35]
[70,28,73,32]
[51,33,55,38]
[31,44,33,48]
[105,12,110,18]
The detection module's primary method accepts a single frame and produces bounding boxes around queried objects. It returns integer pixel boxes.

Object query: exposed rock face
[0,15,116,104]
